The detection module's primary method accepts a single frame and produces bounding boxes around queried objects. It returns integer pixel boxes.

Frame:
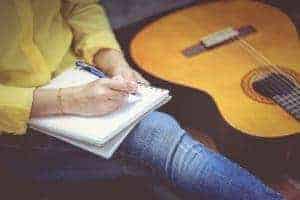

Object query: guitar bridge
[182,25,256,57]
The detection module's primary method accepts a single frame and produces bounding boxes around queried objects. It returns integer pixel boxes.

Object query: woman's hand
[93,48,150,85]
[31,76,137,117]
[110,64,150,85]
[62,76,137,116]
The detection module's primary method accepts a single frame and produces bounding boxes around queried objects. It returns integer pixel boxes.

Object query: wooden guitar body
[130,0,300,176]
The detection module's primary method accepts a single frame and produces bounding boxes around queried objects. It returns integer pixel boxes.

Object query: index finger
[98,78,136,93]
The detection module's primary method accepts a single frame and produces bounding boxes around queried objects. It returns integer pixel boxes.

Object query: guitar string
[237,38,297,87]
[237,47,300,111]
[235,40,295,95]
[237,37,299,89]
[236,39,297,92]
[252,75,299,111]
[235,38,300,111]
[236,38,300,112]
[237,37,293,78]
[281,94,300,109]
[238,38,298,85]
[236,37,298,92]
[221,10,299,93]
[238,43,300,109]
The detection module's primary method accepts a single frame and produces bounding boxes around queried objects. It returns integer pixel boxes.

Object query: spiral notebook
[29,67,171,159]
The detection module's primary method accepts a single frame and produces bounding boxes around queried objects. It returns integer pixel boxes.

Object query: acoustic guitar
[129,0,300,175]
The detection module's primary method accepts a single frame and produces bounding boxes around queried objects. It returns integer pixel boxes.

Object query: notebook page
[29,68,170,146]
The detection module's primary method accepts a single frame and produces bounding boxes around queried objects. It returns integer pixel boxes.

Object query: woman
[0,0,283,199]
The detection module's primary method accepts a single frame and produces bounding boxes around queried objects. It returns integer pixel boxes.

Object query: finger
[106,93,127,111]
[133,71,150,85]
[96,78,132,92]
[106,102,123,113]
[127,80,138,93]
[94,94,126,116]
[111,76,138,93]
[121,71,136,83]
[112,75,124,81]
[107,89,129,101]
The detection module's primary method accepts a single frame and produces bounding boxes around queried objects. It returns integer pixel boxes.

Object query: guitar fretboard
[253,73,300,121]
[273,88,300,120]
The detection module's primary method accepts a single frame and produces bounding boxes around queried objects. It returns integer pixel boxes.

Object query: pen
[75,60,142,98]
[75,60,106,78]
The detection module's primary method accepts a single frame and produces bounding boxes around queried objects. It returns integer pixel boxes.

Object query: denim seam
[178,140,282,199]
[177,143,254,198]
[165,129,186,185]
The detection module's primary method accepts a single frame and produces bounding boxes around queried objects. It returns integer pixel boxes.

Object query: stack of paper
[29,68,171,159]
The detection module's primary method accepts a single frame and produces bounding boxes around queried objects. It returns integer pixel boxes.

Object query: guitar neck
[273,88,300,121]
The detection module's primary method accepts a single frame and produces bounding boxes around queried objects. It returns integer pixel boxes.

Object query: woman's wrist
[31,87,78,117]
[31,88,62,117]
[58,87,80,115]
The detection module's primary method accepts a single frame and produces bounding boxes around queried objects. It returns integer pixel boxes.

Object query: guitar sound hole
[252,72,297,98]
[241,67,300,104]
[252,70,300,121]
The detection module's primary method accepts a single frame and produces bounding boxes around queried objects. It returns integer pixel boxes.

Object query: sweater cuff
[0,87,35,135]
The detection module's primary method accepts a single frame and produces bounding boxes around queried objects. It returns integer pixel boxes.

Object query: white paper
[29,67,171,158]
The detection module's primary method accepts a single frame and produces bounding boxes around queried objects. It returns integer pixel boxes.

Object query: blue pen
[75,60,142,98]
[75,60,106,78]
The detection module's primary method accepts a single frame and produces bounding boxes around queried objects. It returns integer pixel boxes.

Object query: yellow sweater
[0,0,121,135]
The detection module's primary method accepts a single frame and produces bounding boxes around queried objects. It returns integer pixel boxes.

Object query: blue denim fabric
[0,112,283,200]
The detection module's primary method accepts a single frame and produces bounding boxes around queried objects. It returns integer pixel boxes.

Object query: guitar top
[130,0,300,138]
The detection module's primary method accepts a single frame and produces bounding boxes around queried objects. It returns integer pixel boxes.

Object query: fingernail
[129,81,137,87]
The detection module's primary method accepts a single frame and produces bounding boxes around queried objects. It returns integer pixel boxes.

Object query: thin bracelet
[57,88,65,114]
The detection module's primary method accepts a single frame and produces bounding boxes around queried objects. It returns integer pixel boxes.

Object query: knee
[123,112,184,153]
[136,112,182,138]
[121,111,185,166]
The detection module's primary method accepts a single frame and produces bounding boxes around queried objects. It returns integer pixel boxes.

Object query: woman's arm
[62,0,121,64]
[0,76,136,135]
[62,0,149,84]
[31,77,137,118]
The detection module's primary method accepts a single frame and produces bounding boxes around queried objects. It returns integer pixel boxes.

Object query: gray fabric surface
[101,0,299,31]
[101,0,198,29]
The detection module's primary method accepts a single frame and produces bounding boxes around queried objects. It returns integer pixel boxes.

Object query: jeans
[0,112,283,200]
